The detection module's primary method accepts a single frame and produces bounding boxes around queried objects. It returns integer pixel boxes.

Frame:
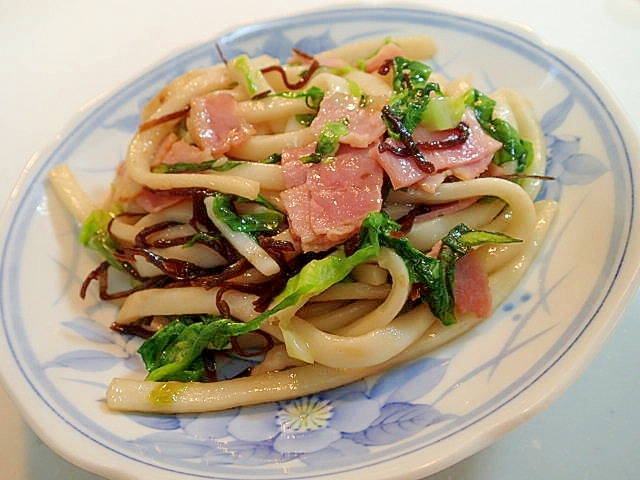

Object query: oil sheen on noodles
[48,34,557,414]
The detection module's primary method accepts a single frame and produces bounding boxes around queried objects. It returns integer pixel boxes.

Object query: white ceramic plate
[1,5,639,480]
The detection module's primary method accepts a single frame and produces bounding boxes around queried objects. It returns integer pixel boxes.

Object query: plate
[1,5,639,480]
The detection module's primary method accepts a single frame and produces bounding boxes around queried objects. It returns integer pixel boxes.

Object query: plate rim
[1,4,640,480]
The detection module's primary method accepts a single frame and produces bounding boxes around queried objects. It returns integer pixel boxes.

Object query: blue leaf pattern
[541,94,574,133]
[539,94,609,200]
[369,357,449,404]
[293,30,337,55]
[62,318,114,344]
[129,414,182,431]
[45,350,123,371]
[262,32,295,62]
[48,317,141,374]
[561,152,609,184]
[346,403,452,446]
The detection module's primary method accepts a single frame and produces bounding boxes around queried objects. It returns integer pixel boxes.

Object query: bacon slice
[152,133,211,166]
[281,143,317,189]
[288,50,350,69]
[311,92,387,148]
[134,189,185,213]
[414,197,480,223]
[363,43,406,73]
[280,145,384,252]
[187,92,255,156]
[453,249,491,318]
[373,109,503,190]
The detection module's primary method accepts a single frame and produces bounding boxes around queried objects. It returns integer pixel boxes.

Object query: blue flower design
[124,356,451,468]
[228,386,381,455]
[539,94,608,200]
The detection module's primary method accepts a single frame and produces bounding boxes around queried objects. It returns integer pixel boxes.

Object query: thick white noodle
[278,248,413,364]
[278,305,433,369]
[134,245,227,277]
[228,128,315,161]
[250,345,305,376]
[124,64,265,199]
[203,196,280,276]
[402,177,537,252]
[351,263,389,286]
[311,282,391,301]
[116,286,257,324]
[47,164,97,223]
[315,35,437,65]
[303,300,381,332]
[236,96,314,124]
[335,249,410,336]
[106,201,556,413]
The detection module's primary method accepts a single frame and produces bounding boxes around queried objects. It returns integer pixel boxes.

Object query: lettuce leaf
[79,209,126,271]
[208,192,284,236]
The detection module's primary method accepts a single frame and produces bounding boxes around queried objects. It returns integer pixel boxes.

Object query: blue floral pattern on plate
[1,6,637,480]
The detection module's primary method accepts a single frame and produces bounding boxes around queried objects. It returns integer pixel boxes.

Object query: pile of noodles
[49,35,557,413]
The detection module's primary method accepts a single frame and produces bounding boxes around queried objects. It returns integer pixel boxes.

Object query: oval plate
[1,5,639,480]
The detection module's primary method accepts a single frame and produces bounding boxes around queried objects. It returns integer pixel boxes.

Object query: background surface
[1,0,639,478]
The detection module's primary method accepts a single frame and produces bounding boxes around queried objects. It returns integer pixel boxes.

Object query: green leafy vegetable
[295,114,316,127]
[463,88,533,172]
[420,94,467,130]
[316,120,349,156]
[182,231,223,248]
[274,248,379,306]
[140,316,263,382]
[137,212,521,381]
[208,192,284,236]
[79,209,125,271]
[275,86,325,126]
[358,212,521,325]
[229,54,270,96]
[300,120,349,164]
[151,158,241,174]
[276,85,325,110]
[384,56,441,139]
[262,153,282,164]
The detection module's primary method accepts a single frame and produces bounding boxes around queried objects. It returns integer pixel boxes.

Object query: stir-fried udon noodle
[49,35,557,413]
